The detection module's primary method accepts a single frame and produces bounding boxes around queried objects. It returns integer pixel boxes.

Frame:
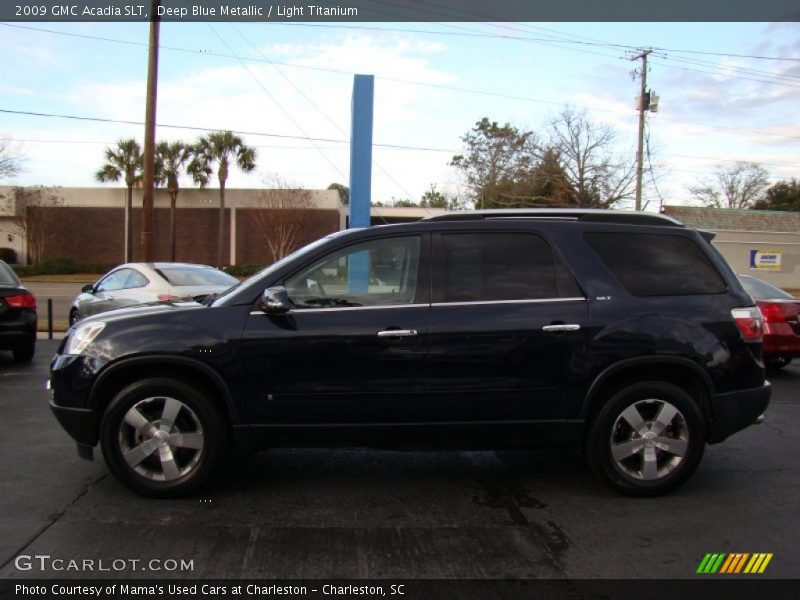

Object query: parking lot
[0,340,798,581]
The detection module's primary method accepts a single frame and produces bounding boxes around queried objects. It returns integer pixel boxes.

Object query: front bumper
[49,398,97,446]
[709,381,771,443]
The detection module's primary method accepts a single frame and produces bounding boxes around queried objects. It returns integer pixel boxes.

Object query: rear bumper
[0,311,36,349]
[709,381,771,443]
[49,399,97,446]
[763,330,800,358]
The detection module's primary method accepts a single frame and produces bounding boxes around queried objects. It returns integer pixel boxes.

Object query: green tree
[689,161,769,209]
[95,138,143,262]
[420,184,449,208]
[450,118,538,208]
[327,182,349,206]
[189,131,256,266]
[155,141,193,261]
[392,199,419,207]
[752,179,800,212]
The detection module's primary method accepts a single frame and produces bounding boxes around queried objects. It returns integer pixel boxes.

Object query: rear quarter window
[584,232,727,296]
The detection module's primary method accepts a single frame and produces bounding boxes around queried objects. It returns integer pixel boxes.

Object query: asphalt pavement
[1,341,798,580]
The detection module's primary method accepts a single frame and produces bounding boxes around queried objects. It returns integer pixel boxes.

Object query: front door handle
[542,324,581,332]
[377,329,418,338]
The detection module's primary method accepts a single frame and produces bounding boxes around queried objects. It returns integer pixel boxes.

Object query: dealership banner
[3,0,800,22]
[3,579,800,600]
[749,248,783,271]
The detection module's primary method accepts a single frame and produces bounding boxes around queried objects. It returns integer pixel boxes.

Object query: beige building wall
[712,231,800,290]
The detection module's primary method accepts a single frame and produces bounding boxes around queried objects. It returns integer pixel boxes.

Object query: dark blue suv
[49,210,770,497]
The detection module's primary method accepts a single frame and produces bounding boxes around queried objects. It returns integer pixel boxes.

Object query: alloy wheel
[609,399,689,481]
[118,396,205,482]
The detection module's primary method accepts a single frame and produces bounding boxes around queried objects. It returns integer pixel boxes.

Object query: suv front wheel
[587,381,706,496]
[100,378,226,498]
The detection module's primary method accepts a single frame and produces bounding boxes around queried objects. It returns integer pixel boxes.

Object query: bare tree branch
[249,178,319,264]
[689,161,769,209]
[0,135,25,180]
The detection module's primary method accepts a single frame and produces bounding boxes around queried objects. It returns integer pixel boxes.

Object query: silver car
[69,262,238,325]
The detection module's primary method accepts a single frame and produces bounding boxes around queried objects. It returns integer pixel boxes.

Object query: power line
[205,23,346,180]
[6,22,800,112]
[0,108,456,152]
[228,23,416,199]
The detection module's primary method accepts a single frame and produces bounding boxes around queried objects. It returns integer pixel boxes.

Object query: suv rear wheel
[587,381,705,496]
[100,378,226,498]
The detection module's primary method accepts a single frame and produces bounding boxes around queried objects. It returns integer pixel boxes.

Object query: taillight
[731,307,764,340]
[759,303,786,324]
[4,293,36,309]
[157,294,179,302]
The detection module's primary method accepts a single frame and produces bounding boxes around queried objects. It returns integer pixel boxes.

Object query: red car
[739,274,800,369]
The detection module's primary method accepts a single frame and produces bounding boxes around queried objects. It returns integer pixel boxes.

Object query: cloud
[11,32,459,201]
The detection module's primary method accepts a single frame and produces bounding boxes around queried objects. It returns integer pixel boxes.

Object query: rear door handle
[377,329,418,338]
[542,324,581,332]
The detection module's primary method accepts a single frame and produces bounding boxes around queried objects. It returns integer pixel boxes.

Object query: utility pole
[631,49,651,212]
[141,0,160,261]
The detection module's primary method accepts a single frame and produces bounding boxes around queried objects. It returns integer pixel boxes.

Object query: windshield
[157,266,238,287]
[212,233,349,305]
[739,275,794,300]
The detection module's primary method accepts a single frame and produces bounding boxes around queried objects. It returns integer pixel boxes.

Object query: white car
[69,262,238,325]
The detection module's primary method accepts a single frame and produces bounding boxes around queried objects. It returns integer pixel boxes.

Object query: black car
[0,260,37,362]
[48,210,770,497]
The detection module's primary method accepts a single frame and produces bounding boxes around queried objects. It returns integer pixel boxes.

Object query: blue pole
[348,74,374,294]
[349,74,374,229]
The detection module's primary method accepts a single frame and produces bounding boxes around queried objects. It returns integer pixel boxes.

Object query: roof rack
[423,208,683,228]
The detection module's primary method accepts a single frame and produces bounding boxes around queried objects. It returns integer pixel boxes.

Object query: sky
[1,20,799,210]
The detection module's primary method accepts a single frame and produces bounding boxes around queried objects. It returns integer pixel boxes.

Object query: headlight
[64,321,106,355]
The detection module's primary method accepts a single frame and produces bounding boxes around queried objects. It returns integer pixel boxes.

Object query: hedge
[12,257,116,277]
[224,263,265,277]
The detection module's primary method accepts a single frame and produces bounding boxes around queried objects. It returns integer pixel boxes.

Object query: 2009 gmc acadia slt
[49,209,770,497]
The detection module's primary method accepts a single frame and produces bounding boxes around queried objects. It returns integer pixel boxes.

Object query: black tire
[100,378,227,498]
[13,337,35,363]
[586,381,706,497]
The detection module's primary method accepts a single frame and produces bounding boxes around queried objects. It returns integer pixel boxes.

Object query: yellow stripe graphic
[744,554,759,573]
[758,554,773,573]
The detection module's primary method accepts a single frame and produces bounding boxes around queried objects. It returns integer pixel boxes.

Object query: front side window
[96,269,135,292]
[284,236,421,308]
[439,232,581,302]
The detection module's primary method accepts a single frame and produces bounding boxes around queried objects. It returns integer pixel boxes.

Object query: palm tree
[96,139,143,262]
[155,141,193,261]
[188,131,256,267]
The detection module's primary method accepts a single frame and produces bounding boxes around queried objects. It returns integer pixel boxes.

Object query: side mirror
[81,284,95,294]
[260,286,291,315]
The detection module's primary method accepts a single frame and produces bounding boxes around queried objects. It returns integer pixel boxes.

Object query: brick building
[0,186,341,266]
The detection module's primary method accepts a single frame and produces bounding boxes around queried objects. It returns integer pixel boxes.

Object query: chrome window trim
[249,297,586,315]
[432,297,586,307]
[250,303,429,315]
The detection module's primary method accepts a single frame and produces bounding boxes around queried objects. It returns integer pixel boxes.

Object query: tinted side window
[440,232,581,302]
[584,232,726,296]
